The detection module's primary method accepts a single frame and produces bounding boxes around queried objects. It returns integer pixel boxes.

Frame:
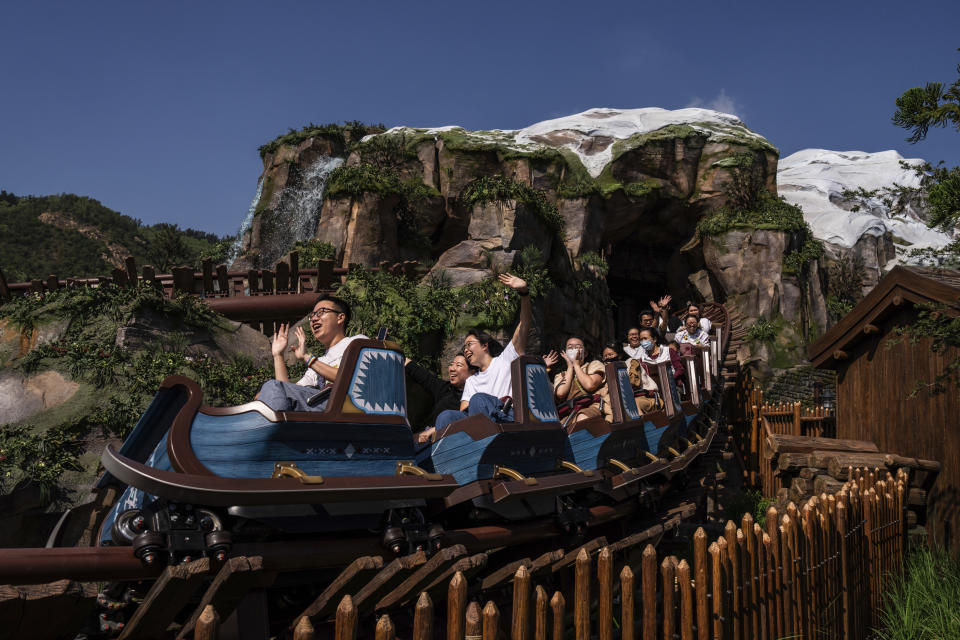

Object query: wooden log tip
[295,616,315,633]
[199,604,218,624]
[337,593,355,612]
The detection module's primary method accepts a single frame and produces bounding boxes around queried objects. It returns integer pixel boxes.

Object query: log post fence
[172,468,905,640]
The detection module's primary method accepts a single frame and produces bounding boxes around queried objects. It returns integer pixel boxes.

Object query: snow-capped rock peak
[777,148,950,253]
[373,107,774,178]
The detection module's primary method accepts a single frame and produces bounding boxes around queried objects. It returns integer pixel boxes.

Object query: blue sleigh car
[95,336,718,565]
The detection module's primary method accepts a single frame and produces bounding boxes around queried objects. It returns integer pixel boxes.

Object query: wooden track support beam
[176,556,275,640]
[121,558,210,640]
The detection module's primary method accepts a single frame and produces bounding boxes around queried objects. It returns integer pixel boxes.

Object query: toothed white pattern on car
[525,363,559,423]
[347,348,407,416]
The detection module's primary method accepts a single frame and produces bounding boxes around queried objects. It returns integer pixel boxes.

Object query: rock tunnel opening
[604,232,697,340]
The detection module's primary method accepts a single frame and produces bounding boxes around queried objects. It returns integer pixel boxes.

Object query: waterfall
[226,178,264,266]
[282,155,344,246]
[228,155,344,268]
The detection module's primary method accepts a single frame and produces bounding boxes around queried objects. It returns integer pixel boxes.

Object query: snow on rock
[777,149,953,254]
[515,107,770,177]
[374,107,773,178]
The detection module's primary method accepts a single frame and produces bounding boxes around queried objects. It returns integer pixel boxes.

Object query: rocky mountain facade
[236,108,813,355]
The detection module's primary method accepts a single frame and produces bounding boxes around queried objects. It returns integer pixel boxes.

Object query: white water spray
[227,179,264,266]
[282,155,344,246]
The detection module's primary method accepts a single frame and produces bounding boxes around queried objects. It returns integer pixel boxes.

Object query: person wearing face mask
[551,337,611,423]
[630,327,684,409]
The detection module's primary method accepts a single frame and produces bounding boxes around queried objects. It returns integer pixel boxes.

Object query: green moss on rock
[258,121,386,159]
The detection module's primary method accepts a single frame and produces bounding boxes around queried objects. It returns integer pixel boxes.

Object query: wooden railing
[734,373,835,491]
[0,254,421,335]
[189,469,907,640]
[0,253,420,301]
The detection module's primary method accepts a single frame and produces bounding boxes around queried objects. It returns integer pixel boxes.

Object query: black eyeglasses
[310,307,343,320]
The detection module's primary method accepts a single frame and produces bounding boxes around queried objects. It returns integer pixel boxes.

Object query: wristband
[305,354,317,368]
[518,287,530,297]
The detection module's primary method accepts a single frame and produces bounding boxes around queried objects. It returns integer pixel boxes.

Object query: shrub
[461,175,564,235]
[334,247,553,369]
[578,251,610,276]
[747,317,778,343]
[697,190,808,236]
[783,235,825,276]
[290,239,336,264]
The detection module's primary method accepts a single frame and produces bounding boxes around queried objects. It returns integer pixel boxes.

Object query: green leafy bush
[697,190,809,236]
[747,317,778,343]
[0,284,272,495]
[578,251,610,276]
[326,163,437,201]
[335,246,553,369]
[461,175,564,235]
[290,239,337,264]
[783,235,825,276]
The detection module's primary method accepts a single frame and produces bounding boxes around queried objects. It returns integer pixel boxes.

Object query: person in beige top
[546,337,612,423]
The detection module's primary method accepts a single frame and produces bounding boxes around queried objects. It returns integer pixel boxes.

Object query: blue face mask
[640,339,654,352]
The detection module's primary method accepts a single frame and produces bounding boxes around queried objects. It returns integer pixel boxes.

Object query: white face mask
[566,348,581,361]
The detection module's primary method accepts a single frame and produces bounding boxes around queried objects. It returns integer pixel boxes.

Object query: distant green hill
[0,190,231,283]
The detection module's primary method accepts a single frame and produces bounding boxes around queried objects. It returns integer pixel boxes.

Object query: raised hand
[271,324,289,357]
[659,294,672,308]
[649,300,660,313]
[293,326,308,360]
[543,350,560,368]
[498,272,528,293]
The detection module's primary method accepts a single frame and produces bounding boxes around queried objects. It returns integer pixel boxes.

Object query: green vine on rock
[461,175,564,235]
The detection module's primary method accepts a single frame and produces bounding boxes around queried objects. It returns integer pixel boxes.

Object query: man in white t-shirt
[433,273,532,431]
[257,294,368,412]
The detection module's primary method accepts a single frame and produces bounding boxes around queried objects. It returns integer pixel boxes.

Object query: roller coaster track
[0,305,746,639]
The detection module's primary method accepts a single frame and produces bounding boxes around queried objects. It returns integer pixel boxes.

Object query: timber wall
[834,306,960,553]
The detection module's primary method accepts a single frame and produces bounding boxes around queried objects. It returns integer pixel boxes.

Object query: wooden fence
[735,379,836,491]
[0,254,421,335]
[189,469,906,640]
[0,253,420,301]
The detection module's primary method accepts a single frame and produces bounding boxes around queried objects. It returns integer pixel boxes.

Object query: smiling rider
[256,294,368,412]
[431,273,532,432]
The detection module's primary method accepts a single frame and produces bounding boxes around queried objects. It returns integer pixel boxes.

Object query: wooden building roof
[808,265,960,369]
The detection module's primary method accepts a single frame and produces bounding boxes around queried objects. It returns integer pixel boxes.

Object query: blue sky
[2,0,958,236]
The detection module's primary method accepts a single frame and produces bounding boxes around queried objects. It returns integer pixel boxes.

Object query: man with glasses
[256,294,368,412]
[431,273,532,432]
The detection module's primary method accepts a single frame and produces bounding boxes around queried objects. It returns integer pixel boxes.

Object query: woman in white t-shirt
[434,273,532,432]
